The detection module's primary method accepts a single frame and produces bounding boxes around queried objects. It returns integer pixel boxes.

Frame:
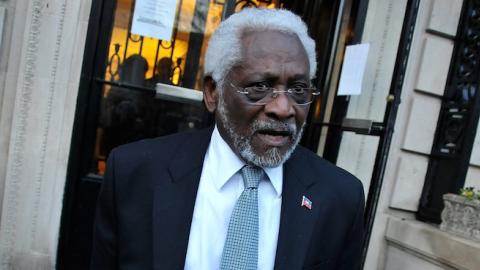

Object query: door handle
[341,118,384,136]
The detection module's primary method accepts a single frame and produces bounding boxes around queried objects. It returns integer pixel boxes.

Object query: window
[91,0,284,176]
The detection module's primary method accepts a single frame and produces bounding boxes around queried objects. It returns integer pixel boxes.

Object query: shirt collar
[208,126,283,197]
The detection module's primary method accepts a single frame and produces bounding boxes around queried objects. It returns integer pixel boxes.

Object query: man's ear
[203,76,218,113]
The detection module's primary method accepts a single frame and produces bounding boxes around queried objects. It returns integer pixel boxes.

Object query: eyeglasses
[229,82,320,105]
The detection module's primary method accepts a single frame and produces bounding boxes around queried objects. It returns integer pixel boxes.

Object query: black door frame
[57,0,117,268]
[309,0,421,266]
[358,0,421,266]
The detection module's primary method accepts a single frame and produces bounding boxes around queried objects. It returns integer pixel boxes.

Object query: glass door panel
[91,0,284,177]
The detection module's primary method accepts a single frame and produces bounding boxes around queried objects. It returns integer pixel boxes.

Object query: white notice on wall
[131,0,178,41]
[0,8,5,49]
[337,43,370,96]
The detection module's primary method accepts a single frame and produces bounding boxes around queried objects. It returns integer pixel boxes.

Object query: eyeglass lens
[246,87,317,105]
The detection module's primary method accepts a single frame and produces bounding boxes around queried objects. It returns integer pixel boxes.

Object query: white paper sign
[131,0,178,41]
[337,43,370,96]
[0,8,5,49]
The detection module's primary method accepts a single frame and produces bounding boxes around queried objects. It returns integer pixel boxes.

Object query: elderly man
[91,8,364,270]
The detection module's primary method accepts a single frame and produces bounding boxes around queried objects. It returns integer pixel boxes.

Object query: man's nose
[263,92,295,120]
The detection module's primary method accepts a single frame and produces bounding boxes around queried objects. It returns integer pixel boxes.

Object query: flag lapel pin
[301,195,312,210]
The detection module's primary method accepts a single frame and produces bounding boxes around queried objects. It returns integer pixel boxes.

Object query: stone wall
[334,0,408,198]
[362,0,480,269]
[0,0,92,268]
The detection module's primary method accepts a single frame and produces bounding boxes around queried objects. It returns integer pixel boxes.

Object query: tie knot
[241,166,263,189]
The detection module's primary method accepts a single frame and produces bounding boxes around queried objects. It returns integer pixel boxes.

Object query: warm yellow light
[105,0,281,88]
[106,0,196,85]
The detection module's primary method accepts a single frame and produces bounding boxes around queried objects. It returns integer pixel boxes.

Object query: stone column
[0,0,92,268]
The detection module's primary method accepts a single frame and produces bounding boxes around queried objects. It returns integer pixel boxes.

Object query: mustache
[250,119,297,135]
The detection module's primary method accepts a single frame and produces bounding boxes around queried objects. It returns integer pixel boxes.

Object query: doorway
[57,0,396,269]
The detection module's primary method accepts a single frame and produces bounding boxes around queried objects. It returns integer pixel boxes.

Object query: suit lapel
[152,128,212,270]
[152,129,327,269]
[274,150,325,270]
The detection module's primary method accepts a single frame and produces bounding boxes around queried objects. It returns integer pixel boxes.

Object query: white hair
[204,8,317,83]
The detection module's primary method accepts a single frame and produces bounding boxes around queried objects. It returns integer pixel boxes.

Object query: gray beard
[217,93,305,168]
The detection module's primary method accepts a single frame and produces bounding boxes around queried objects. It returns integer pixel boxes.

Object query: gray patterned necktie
[220,166,263,270]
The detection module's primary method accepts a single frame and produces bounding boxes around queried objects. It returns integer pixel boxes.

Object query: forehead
[233,30,310,80]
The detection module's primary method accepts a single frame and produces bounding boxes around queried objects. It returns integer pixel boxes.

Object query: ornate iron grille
[104,0,281,88]
[104,0,187,87]
[417,0,480,223]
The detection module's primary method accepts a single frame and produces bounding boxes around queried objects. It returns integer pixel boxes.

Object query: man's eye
[251,83,270,90]
[245,85,271,101]
[247,83,271,94]
[290,88,307,95]
[251,87,269,93]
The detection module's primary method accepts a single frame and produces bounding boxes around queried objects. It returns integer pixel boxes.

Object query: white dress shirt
[184,126,283,270]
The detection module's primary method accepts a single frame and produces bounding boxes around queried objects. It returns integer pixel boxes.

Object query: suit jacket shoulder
[276,145,365,270]
[288,145,364,195]
[112,128,211,169]
[91,128,212,270]
[109,128,212,183]
[291,145,364,224]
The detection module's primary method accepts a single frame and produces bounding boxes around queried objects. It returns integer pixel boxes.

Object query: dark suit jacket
[91,128,365,270]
